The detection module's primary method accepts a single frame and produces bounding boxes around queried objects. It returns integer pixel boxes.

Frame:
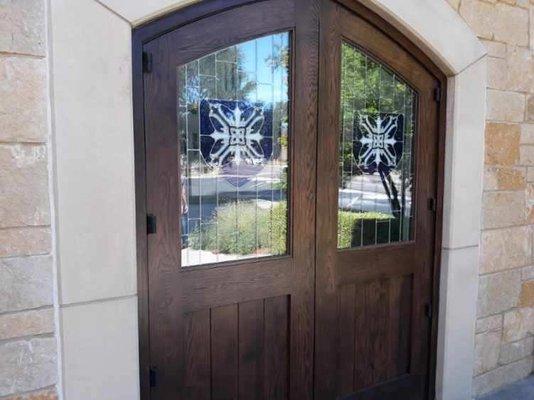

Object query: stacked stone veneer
[0,0,58,399]
[447,0,534,397]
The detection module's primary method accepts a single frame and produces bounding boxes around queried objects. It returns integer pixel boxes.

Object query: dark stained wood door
[139,1,441,399]
[142,1,318,399]
[314,1,440,399]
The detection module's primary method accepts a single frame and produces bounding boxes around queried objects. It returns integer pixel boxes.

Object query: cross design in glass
[357,113,402,172]
[207,101,265,167]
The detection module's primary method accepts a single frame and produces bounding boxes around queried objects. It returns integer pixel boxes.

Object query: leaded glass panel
[178,32,290,267]
[338,41,416,249]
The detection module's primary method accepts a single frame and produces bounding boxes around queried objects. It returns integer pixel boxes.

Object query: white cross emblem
[356,113,402,173]
[207,101,265,166]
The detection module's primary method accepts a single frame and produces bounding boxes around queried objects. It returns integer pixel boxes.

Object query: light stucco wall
[0,0,532,399]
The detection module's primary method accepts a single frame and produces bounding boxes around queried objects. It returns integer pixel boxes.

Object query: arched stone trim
[50,1,486,399]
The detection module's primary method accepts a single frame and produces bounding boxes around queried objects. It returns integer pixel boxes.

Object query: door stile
[290,0,320,398]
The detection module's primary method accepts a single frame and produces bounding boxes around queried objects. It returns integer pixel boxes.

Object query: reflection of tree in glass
[341,42,414,227]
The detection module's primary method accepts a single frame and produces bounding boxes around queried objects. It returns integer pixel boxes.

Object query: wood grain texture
[139,1,317,398]
[315,1,441,399]
[134,0,445,399]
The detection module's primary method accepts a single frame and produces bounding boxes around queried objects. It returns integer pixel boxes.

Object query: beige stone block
[2,388,58,400]
[0,227,51,257]
[0,308,54,341]
[485,123,520,165]
[520,145,534,165]
[521,265,534,280]
[473,356,533,395]
[442,59,486,249]
[484,166,525,190]
[0,337,57,396]
[504,46,534,93]
[527,167,534,182]
[0,56,48,142]
[0,255,53,313]
[500,337,534,365]
[518,280,534,306]
[493,3,529,46]
[528,183,534,223]
[487,56,507,90]
[503,307,534,342]
[527,95,534,122]
[51,0,137,304]
[474,331,501,375]
[99,0,198,25]
[480,226,530,273]
[61,297,140,399]
[0,144,50,228]
[487,47,534,93]
[478,269,522,317]
[482,191,526,229]
[476,314,503,334]
[521,124,534,144]
[446,0,461,10]
[480,40,506,58]
[459,0,495,40]
[0,0,45,56]
[486,90,525,123]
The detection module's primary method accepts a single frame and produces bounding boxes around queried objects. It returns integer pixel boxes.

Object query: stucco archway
[50,1,486,399]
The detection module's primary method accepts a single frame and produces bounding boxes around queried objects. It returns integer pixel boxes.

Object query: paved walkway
[478,375,534,400]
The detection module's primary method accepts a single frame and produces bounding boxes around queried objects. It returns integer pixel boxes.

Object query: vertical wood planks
[211,304,238,399]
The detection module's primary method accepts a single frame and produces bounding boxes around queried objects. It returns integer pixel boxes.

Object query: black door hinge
[143,51,153,74]
[428,198,437,213]
[149,367,157,388]
[434,86,442,103]
[147,214,157,234]
[425,303,433,319]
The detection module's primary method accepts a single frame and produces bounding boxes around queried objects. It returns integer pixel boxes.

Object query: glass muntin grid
[337,41,417,249]
[178,32,291,267]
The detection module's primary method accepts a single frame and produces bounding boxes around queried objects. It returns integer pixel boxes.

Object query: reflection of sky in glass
[178,32,290,267]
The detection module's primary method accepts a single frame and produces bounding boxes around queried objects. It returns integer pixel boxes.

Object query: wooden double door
[137,0,443,399]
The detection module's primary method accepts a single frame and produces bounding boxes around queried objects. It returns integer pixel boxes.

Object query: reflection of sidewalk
[188,162,286,196]
[339,172,412,213]
[181,248,267,267]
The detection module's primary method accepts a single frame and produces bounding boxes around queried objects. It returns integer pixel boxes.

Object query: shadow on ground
[479,375,534,400]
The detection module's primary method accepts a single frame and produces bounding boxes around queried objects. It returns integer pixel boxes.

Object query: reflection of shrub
[338,211,394,248]
[189,201,287,255]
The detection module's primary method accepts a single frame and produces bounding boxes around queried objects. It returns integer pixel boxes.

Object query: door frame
[132,1,447,398]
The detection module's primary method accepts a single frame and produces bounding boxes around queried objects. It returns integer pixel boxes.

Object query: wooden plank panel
[211,304,238,399]
[369,279,390,385]
[396,276,413,375]
[338,285,355,394]
[238,299,265,399]
[387,277,402,379]
[264,296,289,399]
[354,279,389,390]
[183,309,210,399]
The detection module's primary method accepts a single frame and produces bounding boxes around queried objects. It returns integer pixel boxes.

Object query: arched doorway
[134,1,447,398]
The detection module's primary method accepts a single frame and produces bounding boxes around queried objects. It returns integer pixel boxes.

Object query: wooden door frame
[132,1,446,398]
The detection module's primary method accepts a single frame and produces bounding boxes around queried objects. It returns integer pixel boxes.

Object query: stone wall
[447,0,534,396]
[0,0,58,399]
